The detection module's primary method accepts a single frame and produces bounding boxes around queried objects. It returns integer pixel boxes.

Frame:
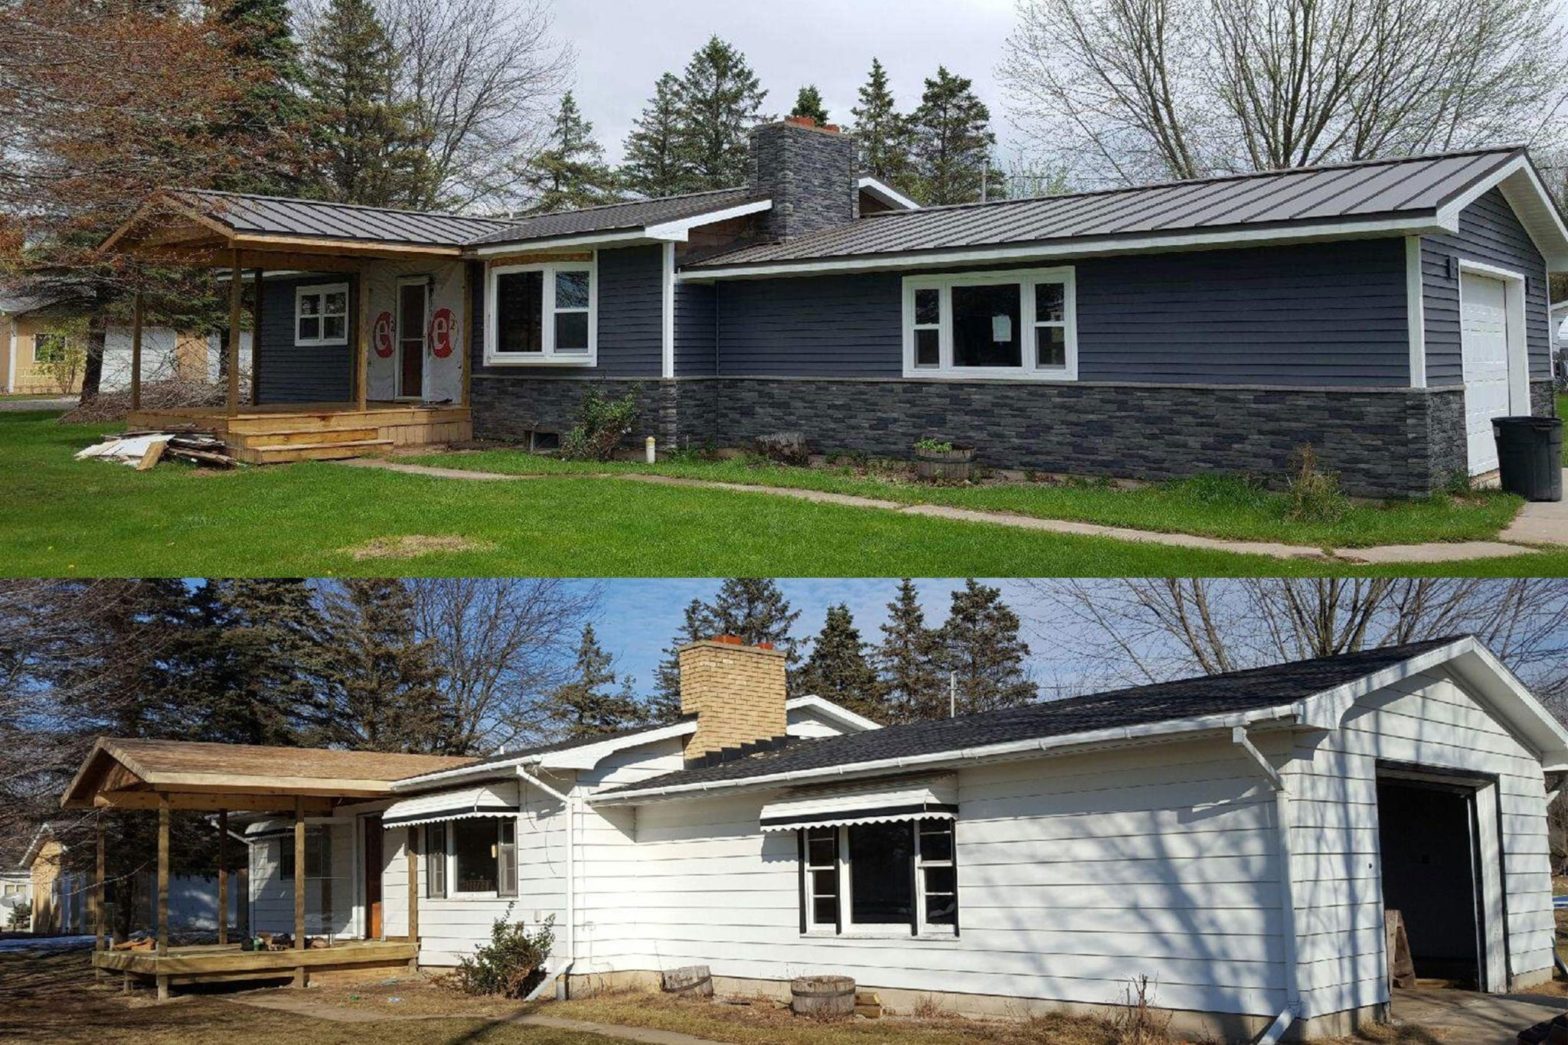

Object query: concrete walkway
[0,395,75,412]
[337,457,1566,564]
[1391,987,1566,1044]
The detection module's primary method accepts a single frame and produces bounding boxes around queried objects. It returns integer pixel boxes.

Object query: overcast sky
[549,0,1021,167]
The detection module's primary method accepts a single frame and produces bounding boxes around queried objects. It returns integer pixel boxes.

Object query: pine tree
[204,0,313,194]
[907,66,999,205]
[790,85,830,125]
[523,92,619,213]
[674,37,768,190]
[622,72,687,198]
[850,58,913,193]
[547,624,646,738]
[317,579,452,752]
[937,579,1036,715]
[305,0,431,207]
[708,578,801,664]
[648,598,715,722]
[197,579,331,745]
[876,578,944,723]
[795,605,883,719]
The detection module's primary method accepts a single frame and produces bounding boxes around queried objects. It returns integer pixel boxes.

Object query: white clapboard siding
[1286,669,1554,1019]
[248,821,355,938]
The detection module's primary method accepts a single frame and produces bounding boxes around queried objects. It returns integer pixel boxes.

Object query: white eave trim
[787,694,883,733]
[471,230,658,257]
[1434,154,1568,270]
[857,177,919,211]
[678,215,1448,281]
[644,199,773,241]
[388,719,699,790]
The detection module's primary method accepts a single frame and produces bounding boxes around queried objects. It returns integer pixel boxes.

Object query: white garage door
[1461,272,1514,474]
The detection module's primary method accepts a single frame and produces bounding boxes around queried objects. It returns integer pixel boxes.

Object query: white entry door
[1460,272,1514,474]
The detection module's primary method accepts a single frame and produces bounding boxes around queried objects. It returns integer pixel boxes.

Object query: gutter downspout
[1233,727,1301,1045]
[518,764,575,998]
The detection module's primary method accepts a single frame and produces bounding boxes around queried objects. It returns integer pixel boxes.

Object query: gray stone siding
[1532,379,1559,418]
[747,122,857,241]
[473,374,1473,498]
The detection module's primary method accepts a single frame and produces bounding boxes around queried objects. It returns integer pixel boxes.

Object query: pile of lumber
[76,430,236,470]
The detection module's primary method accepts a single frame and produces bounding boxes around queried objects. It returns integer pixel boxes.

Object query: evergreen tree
[547,624,645,738]
[622,72,687,198]
[648,598,715,722]
[523,92,619,213]
[674,37,768,190]
[907,67,999,205]
[305,0,431,207]
[196,579,331,745]
[204,0,314,194]
[876,578,944,723]
[850,58,913,193]
[708,578,802,664]
[318,579,452,752]
[790,84,830,125]
[937,579,1036,715]
[795,605,883,719]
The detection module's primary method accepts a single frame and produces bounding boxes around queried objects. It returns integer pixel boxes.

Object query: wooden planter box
[914,445,975,482]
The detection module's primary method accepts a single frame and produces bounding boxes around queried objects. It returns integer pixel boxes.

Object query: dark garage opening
[1376,777,1482,987]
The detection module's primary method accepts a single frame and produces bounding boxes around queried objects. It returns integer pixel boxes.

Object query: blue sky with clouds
[550,0,1020,167]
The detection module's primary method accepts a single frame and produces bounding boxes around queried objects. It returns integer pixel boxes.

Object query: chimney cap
[776,115,841,134]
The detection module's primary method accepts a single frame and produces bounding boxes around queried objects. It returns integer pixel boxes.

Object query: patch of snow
[0,934,95,952]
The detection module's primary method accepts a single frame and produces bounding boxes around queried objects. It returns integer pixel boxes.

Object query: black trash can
[1492,416,1563,501]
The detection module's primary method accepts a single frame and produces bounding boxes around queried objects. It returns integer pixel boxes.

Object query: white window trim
[803,821,957,939]
[443,817,518,900]
[901,266,1077,381]
[295,282,350,347]
[484,256,598,367]
[1457,258,1532,416]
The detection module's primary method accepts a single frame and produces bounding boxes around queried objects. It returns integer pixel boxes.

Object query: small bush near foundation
[454,906,555,997]
[560,390,638,461]
[1111,975,1172,1045]
[1285,443,1349,522]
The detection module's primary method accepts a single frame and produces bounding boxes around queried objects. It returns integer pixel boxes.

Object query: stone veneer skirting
[470,375,1561,498]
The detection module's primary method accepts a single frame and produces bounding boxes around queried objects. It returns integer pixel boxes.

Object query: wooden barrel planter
[914,444,975,483]
[790,975,856,1018]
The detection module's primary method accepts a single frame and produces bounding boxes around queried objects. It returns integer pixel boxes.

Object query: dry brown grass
[342,534,496,560]
[58,377,240,424]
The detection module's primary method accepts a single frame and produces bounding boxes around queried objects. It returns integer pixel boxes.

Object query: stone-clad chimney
[748,116,857,241]
[679,636,788,762]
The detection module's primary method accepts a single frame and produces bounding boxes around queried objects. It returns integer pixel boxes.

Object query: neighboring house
[0,293,207,395]
[60,634,1568,1040]
[103,119,1568,495]
[1551,300,1568,382]
[21,824,85,934]
[0,840,33,930]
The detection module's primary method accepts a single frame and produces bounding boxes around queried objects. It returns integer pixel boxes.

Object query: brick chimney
[679,636,788,762]
[748,117,857,241]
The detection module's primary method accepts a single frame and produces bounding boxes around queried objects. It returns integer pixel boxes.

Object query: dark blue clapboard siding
[255,274,353,404]
[714,273,904,376]
[1421,188,1550,386]
[674,282,717,375]
[468,245,663,379]
[705,239,1409,385]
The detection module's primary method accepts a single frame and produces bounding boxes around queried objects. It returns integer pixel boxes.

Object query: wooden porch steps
[235,439,394,465]
[242,427,381,448]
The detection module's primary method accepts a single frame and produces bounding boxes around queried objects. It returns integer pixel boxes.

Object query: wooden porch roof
[61,737,476,814]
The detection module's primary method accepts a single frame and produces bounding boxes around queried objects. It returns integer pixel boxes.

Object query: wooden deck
[93,940,418,997]
[125,402,471,464]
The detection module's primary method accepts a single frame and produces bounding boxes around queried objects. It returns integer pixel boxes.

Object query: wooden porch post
[217,809,228,946]
[355,272,369,411]
[93,814,105,976]
[156,797,169,955]
[460,262,472,407]
[129,291,143,412]
[227,247,243,416]
[406,826,418,958]
[250,269,263,405]
[293,798,306,986]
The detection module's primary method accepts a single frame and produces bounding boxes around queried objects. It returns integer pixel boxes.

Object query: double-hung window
[485,259,596,366]
[902,267,1075,380]
[800,819,958,936]
[296,283,350,346]
[279,827,330,881]
[425,819,518,899]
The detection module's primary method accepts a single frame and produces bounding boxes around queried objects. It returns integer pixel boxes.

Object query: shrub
[454,906,555,997]
[1111,975,1172,1045]
[560,390,638,461]
[914,437,954,454]
[1285,443,1349,522]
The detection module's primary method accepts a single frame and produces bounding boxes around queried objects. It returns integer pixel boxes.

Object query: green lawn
[3,411,1565,577]
[405,447,1523,549]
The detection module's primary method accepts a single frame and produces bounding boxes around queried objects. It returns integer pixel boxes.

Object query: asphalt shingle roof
[599,637,1464,795]
[687,148,1524,269]
[465,188,763,247]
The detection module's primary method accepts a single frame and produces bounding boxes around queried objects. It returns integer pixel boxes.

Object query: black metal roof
[166,189,517,247]
[686,148,1524,270]
[465,188,763,247]
[598,637,1464,796]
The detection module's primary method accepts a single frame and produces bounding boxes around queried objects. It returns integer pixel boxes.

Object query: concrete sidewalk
[338,458,1561,565]
[1391,987,1567,1044]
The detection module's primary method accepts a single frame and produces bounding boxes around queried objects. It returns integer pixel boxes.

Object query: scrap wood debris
[76,430,236,470]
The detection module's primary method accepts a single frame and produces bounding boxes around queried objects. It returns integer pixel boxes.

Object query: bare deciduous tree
[1000,0,1568,186]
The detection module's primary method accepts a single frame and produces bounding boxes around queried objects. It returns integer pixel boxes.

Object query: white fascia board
[678,216,1443,281]
[644,199,773,241]
[786,694,883,732]
[1435,155,1568,271]
[470,231,656,257]
[589,705,1300,806]
[857,177,920,211]
[1291,638,1472,730]
[389,720,699,790]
